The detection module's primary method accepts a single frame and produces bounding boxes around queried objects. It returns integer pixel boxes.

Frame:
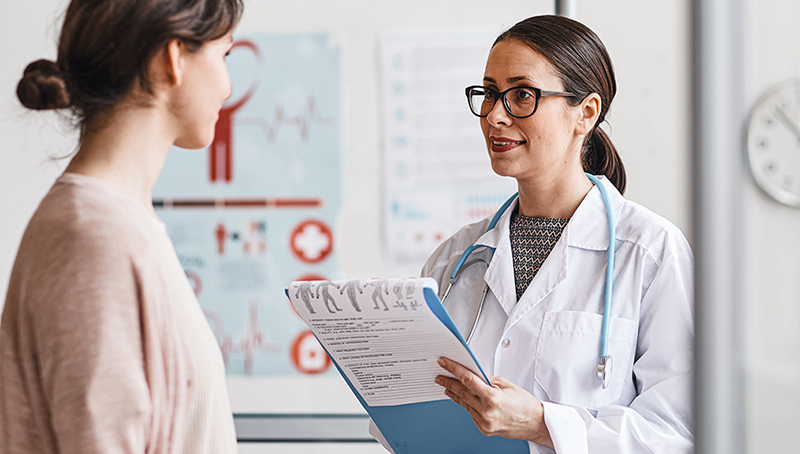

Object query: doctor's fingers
[437,374,502,414]
[486,375,518,390]
[442,385,491,425]
[446,389,509,438]
[435,374,474,403]
[437,357,491,393]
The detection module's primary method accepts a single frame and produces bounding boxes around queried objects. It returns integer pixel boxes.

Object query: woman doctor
[426,15,693,453]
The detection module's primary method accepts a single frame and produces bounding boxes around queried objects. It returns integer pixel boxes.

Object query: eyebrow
[483,76,536,85]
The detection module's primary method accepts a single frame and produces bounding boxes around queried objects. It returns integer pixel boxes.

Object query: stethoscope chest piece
[597,355,613,389]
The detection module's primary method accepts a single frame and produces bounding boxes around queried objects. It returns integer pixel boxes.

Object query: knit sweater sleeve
[0,184,191,454]
[32,221,155,453]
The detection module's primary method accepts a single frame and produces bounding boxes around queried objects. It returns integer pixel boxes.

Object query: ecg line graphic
[238,97,334,142]
[205,298,280,374]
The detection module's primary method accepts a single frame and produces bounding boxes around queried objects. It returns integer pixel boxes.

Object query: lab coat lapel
[481,197,519,317]
[506,176,624,326]
[567,175,624,251]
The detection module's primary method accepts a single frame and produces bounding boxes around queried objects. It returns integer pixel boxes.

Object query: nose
[224,76,233,102]
[222,65,233,102]
[485,97,512,127]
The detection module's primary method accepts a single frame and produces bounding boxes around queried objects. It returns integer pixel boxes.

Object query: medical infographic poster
[153,34,341,377]
[380,29,518,268]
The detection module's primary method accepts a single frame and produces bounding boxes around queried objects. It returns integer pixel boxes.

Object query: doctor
[427,15,693,453]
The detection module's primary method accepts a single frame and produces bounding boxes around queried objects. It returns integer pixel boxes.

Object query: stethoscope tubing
[449,193,519,281]
[444,173,617,388]
[585,173,616,360]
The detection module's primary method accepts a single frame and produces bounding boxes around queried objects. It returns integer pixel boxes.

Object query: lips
[489,136,525,153]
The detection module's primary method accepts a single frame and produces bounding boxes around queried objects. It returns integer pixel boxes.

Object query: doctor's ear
[575,93,602,136]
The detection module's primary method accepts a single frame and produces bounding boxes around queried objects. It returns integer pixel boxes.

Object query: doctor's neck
[515,169,593,219]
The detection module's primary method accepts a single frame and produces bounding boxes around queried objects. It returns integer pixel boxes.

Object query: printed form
[287,278,485,406]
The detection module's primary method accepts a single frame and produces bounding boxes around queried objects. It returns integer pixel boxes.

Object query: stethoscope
[441,173,616,389]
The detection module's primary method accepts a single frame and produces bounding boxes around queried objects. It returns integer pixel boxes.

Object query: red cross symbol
[290,219,333,264]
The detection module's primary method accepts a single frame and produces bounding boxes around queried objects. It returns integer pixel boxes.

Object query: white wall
[743,0,800,451]
[0,0,693,303]
[7,0,800,451]
[17,0,788,451]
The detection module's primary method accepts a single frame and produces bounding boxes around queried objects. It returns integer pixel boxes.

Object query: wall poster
[380,29,518,269]
[153,34,341,378]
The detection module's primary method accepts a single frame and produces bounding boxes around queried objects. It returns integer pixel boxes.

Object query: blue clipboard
[288,284,529,454]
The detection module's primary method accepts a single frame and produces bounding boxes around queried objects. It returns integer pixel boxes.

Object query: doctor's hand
[435,357,554,450]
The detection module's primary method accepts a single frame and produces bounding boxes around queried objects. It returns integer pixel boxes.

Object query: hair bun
[16,59,71,110]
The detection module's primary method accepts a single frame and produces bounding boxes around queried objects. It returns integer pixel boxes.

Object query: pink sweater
[1,174,204,453]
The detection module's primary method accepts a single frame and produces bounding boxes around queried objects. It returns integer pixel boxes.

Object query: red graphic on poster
[242,220,267,256]
[290,330,331,374]
[215,222,227,255]
[187,270,203,296]
[210,40,261,183]
[290,219,333,264]
[238,97,334,142]
[206,298,280,374]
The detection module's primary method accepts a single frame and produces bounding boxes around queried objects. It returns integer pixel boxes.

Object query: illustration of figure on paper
[316,281,342,313]
[367,280,390,311]
[339,280,363,312]
[392,282,408,310]
[295,281,317,314]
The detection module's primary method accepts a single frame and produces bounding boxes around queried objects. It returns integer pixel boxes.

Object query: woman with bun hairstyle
[373,15,693,454]
[0,0,242,452]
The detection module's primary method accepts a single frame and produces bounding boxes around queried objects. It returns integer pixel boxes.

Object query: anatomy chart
[153,34,340,376]
[288,278,486,407]
[381,29,518,268]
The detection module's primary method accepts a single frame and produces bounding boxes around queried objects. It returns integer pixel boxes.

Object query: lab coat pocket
[533,311,637,411]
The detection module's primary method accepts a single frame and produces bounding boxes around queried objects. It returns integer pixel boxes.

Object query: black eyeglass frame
[465,85,577,118]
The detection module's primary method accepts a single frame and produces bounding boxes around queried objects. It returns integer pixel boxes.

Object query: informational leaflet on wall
[153,34,341,376]
[381,29,518,269]
[287,278,485,407]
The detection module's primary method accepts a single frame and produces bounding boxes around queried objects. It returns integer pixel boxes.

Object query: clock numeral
[764,161,778,174]
[762,114,776,128]
[757,137,769,151]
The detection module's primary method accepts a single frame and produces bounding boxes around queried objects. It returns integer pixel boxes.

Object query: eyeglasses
[465,85,576,118]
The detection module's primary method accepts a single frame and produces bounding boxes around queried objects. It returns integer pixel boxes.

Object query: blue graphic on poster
[153,34,340,375]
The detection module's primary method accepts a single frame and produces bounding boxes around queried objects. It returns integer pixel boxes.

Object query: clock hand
[774,105,800,143]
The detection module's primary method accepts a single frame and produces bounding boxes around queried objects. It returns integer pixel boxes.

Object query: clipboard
[286,279,529,454]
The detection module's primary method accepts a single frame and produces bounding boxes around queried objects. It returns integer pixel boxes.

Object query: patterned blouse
[509,209,569,301]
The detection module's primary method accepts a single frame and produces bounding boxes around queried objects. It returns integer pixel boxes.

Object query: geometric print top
[509,208,569,301]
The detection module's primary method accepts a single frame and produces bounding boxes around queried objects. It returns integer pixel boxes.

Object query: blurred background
[1,0,798,452]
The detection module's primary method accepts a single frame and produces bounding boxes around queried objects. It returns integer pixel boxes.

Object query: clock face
[747,79,800,206]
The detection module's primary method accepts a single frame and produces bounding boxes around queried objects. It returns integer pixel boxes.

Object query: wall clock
[747,78,800,207]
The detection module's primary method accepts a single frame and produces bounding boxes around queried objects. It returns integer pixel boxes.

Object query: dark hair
[494,15,626,194]
[17,0,243,132]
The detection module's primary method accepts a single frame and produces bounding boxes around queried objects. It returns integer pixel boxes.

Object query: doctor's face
[480,40,585,184]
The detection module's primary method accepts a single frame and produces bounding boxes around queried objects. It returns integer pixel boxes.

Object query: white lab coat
[414,175,694,453]
[370,176,693,453]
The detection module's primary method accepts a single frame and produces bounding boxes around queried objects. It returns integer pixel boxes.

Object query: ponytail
[583,127,626,194]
